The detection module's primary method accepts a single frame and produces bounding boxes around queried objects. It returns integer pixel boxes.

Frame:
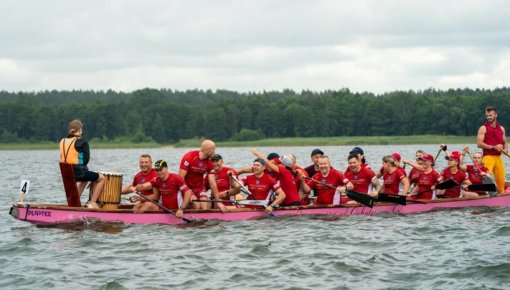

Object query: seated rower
[300,156,354,206]
[349,147,370,169]
[437,151,478,199]
[380,155,410,195]
[376,152,405,179]
[205,154,239,207]
[134,160,192,218]
[121,154,158,211]
[304,148,325,177]
[251,149,301,207]
[231,158,286,213]
[344,153,380,199]
[459,147,491,196]
[403,150,427,188]
[289,154,311,205]
[407,154,442,200]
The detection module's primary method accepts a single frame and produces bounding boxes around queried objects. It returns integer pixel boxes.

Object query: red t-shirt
[383,168,407,194]
[307,169,350,205]
[272,166,300,205]
[483,122,504,156]
[408,168,422,185]
[344,166,376,194]
[241,173,281,202]
[205,166,237,193]
[413,170,441,200]
[150,173,189,210]
[132,169,158,196]
[466,164,488,185]
[180,150,215,195]
[441,168,468,198]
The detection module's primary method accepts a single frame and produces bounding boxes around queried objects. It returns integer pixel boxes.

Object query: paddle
[192,199,269,207]
[466,152,497,197]
[134,192,192,223]
[408,179,458,196]
[466,184,497,192]
[377,193,407,205]
[229,173,275,217]
[305,177,375,208]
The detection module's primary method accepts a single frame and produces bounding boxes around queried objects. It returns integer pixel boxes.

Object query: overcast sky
[0,0,509,94]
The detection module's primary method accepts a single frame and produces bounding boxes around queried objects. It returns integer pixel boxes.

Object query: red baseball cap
[421,154,434,162]
[391,152,401,162]
[448,151,461,162]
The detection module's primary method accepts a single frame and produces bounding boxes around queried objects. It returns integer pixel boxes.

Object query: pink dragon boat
[9,194,510,226]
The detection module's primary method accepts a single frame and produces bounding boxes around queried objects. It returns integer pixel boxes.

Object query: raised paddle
[134,192,193,223]
[305,176,375,208]
[466,152,497,197]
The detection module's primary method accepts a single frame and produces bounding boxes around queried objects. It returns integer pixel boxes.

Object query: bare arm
[178,168,187,179]
[251,148,279,173]
[477,126,491,150]
[401,177,410,195]
[236,166,253,175]
[402,160,425,171]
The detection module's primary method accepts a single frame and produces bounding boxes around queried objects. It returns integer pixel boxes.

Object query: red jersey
[344,166,376,194]
[383,168,407,194]
[440,168,468,198]
[241,173,280,202]
[132,169,158,196]
[408,167,422,185]
[272,166,300,205]
[180,150,215,195]
[150,173,190,210]
[483,122,504,156]
[413,170,441,200]
[307,169,350,205]
[466,164,488,185]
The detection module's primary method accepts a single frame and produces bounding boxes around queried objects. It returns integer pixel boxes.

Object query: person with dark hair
[344,153,380,199]
[477,106,508,193]
[206,154,239,204]
[437,151,478,199]
[407,154,441,200]
[59,119,105,209]
[304,148,324,177]
[349,147,370,169]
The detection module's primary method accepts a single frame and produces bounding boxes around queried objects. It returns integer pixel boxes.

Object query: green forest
[0,87,509,144]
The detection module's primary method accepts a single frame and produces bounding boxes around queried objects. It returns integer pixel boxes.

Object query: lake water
[1,145,510,289]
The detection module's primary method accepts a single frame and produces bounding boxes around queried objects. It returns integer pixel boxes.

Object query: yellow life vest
[59,137,80,164]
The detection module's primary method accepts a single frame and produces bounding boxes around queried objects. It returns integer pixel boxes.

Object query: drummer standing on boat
[179,140,227,212]
[477,106,508,193]
[59,119,105,209]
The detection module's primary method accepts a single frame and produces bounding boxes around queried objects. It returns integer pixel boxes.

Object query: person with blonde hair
[59,119,105,208]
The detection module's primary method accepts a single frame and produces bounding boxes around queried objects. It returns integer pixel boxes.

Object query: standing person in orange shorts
[477,106,508,193]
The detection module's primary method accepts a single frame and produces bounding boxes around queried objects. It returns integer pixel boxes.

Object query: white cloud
[0,0,509,93]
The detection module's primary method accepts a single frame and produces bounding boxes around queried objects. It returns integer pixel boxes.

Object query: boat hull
[9,194,510,226]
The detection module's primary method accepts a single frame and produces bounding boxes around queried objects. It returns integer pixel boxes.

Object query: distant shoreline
[0,135,476,150]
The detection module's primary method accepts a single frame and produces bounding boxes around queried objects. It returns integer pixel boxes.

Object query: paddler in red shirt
[304,148,324,177]
[407,154,442,200]
[122,154,159,212]
[349,147,370,169]
[205,154,239,206]
[437,151,478,199]
[459,147,491,196]
[300,156,354,205]
[477,106,508,193]
[179,139,226,212]
[232,158,286,213]
[402,150,427,187]
[251,149,301,206]
[344,153,380,200]
[134,160,192,218]
[380,155,409,195]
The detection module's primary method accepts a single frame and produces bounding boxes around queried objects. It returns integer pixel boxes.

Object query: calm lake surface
[1,145,510,290]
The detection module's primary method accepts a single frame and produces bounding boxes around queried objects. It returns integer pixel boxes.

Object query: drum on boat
[98,172,123,209]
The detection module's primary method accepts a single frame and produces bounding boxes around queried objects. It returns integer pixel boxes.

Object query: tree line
[0,87,509,143]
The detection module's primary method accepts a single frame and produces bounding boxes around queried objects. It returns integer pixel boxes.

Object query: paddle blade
[235,199,268,207]
[467,184,497,192]
[435,179,458,190]
[347,191,375,208]
[378,193,406,205]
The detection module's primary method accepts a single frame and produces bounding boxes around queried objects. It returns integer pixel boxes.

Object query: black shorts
[73,165,100,182]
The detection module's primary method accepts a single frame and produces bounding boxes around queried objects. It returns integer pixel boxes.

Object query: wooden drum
[98,172,123,209]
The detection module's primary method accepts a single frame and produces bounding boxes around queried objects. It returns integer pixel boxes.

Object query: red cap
[421,154,434,162]
[448,151,461,162]
[391,152,401,162]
